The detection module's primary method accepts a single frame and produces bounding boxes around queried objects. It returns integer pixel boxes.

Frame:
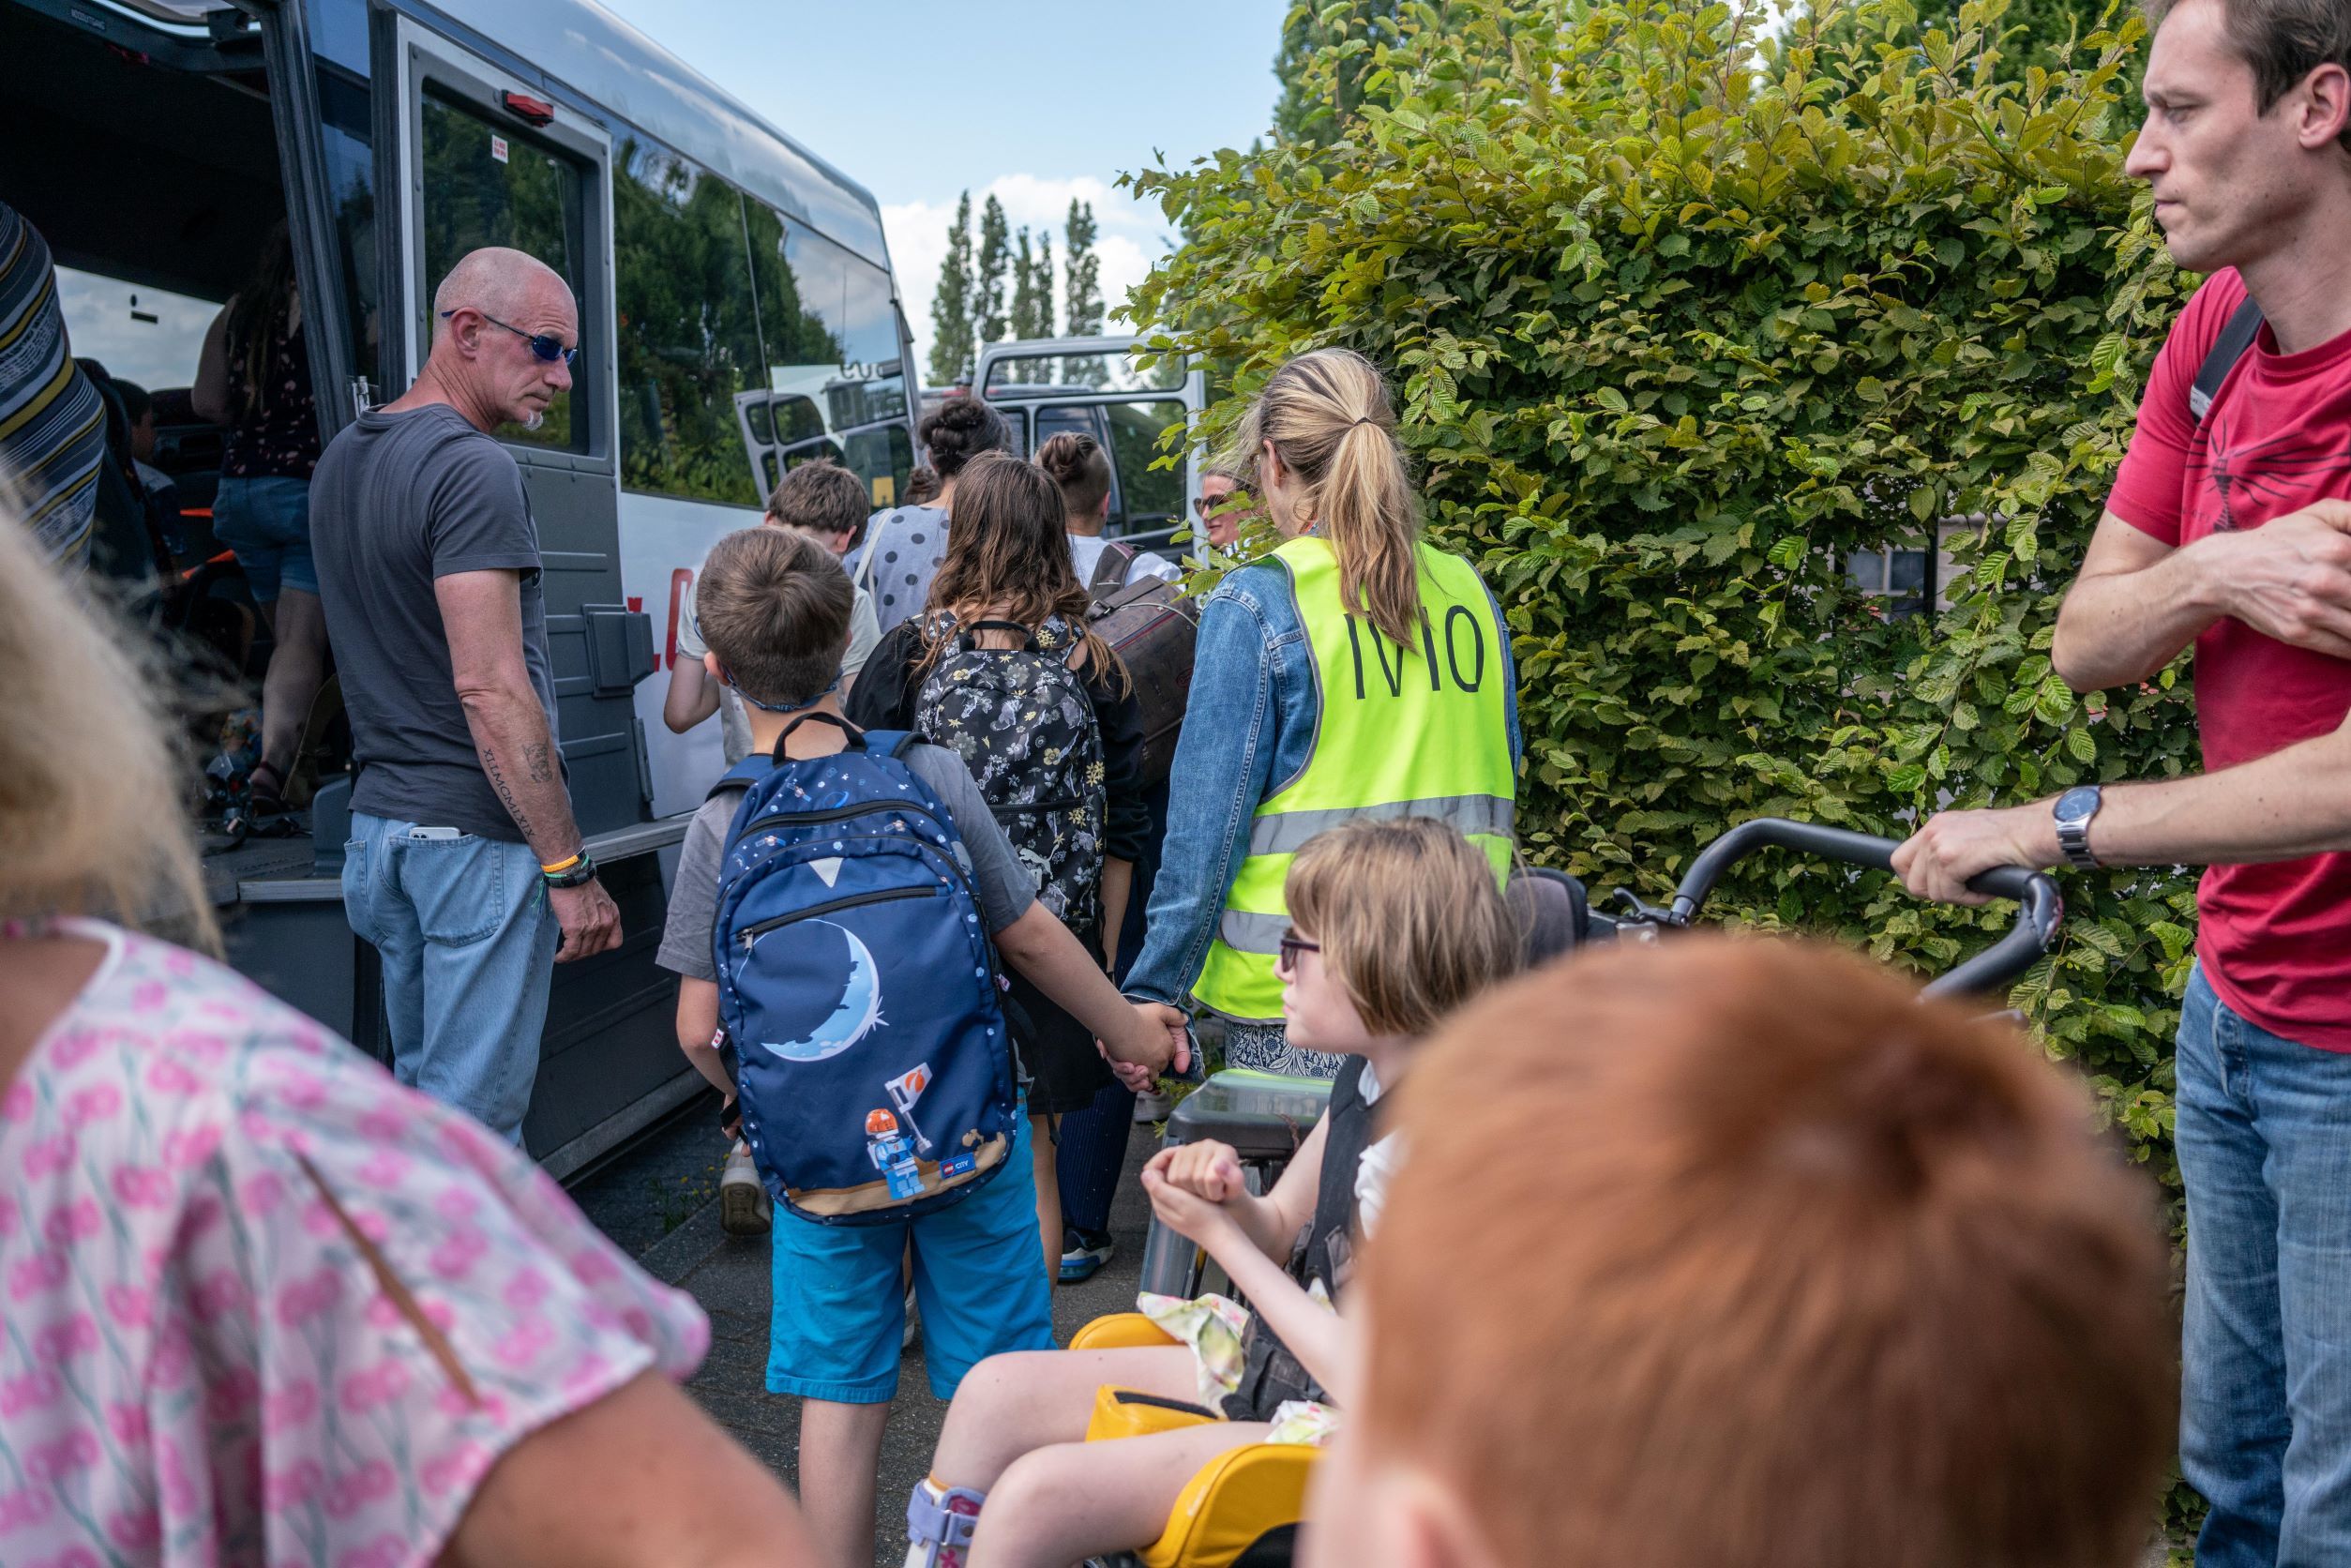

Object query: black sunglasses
[1277,927,1320,971]
[439,309,579,367]
[1192,490,1245,518]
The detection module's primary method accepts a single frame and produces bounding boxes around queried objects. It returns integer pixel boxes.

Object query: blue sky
[595,0,1288,374]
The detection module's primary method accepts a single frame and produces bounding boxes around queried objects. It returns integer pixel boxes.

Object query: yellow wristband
[540,852,582,875]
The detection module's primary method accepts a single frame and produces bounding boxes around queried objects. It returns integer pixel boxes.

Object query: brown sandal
[247,758,289,813]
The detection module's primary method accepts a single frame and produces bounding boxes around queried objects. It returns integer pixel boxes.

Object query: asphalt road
[570,1101,1162,1566]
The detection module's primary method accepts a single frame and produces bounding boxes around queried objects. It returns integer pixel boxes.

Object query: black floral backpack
[913,614,1109,936]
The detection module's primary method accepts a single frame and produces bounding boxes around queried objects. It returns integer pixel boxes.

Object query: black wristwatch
[2053,786,2103,871]
[541,851,599,889]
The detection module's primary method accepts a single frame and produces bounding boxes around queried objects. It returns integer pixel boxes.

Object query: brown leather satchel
[1085,542,1200,787]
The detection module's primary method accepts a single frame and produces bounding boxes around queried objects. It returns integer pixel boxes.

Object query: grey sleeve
[842,586,882,678]
[907,745,1035,932]
[655,800,732,982]
[427,437,541,577]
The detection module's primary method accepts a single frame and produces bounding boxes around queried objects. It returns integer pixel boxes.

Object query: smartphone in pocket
[407,825,464,841]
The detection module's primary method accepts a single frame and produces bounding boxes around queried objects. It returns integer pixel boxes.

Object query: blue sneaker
[1059,1229,1114,1284]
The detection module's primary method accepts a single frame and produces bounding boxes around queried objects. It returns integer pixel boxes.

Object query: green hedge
[1129,0,2193,1188]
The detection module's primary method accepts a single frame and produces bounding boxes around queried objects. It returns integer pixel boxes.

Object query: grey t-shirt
[310,403,559,841]
[656,740,1034,982]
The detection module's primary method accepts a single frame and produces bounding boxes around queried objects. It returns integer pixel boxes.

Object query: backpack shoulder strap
[1088,541,1137,596]
[864,729,922,760]
[2191,295,2266,425]
[706,755,773,802]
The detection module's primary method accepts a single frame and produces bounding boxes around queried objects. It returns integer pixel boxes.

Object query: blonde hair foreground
[1361,936,2175,1568]
[1283,816,1519,1038]
[0,496,216,953]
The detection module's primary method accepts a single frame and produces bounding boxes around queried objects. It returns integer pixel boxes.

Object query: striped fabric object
[0,203,106,571]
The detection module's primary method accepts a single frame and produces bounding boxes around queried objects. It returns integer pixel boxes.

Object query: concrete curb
[640,1192,729,1287]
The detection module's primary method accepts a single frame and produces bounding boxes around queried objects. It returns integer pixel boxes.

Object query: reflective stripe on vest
[1191,536,1516,1022]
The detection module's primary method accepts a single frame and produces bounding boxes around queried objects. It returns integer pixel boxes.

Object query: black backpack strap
[769,710,864,761]
[2191,296,2266,424]
[865,728,923,760]
[959,618,1040,653]
[1088,542,1137,596]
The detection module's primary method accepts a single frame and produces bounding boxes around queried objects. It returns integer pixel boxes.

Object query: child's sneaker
[1060,1227,1115,1284]
[1132,1088,1174,1123]
[719,1140,771,1237]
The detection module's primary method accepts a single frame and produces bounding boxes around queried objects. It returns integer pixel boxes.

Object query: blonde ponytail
[1231,348,1422,645]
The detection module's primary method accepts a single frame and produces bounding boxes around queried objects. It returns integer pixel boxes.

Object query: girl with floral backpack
[846,451,1152,1279]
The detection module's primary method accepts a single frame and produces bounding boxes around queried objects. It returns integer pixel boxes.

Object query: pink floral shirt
[0,922,710,1566]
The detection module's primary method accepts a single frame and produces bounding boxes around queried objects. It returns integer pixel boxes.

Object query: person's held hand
[1891,804,2057,906]
[1098,1045,1158,1094]
[550,879,623,961]
[1145,1139,1247,1203]
[1106,1001,1190,1075]
[1141,1160,1243,1249]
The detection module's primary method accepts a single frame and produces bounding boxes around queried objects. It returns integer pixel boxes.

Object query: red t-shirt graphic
[2108,268,2351,1050]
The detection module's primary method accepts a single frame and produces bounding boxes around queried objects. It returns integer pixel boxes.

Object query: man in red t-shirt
[1892,1,2351,1560]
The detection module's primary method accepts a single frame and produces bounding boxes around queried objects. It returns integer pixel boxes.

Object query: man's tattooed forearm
[478,744,535,842]
[522,741,554,785]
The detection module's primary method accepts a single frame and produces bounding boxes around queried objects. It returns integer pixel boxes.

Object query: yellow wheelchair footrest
[1070,1312,1183,1352]
[1139,1440,1317,1568]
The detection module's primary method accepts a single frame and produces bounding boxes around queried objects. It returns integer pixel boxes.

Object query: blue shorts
[213,475,315,602]
[766,1110,1055,1403]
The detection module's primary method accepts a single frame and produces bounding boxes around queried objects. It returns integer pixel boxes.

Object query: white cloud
[883,173,1173,385]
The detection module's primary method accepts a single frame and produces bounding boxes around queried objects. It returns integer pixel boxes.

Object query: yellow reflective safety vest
[1192,535,1516,1023]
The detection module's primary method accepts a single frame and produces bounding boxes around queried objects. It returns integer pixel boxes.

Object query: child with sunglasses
[901,816,1522,1568]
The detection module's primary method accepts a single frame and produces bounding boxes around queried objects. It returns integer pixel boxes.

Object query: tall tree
[1033,233,1056,340]
[1010,228,1042,340]
[927,191,975,384]
[1062,199,1107,385]
[974,194,1011,347]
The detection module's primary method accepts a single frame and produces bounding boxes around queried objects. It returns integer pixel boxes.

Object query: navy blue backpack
[709,716,1018,1225]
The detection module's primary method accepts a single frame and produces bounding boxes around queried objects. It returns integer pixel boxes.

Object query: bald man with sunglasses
[312,246,619,1144]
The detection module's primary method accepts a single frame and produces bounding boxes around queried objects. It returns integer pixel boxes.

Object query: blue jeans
[211,475,315,602]
[341,811,556,1141]
[2179,962,2351,1567]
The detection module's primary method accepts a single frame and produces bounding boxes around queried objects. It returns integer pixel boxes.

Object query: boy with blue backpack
[654,524,1189,1568]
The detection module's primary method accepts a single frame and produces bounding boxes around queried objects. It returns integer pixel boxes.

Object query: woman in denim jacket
[1123,350,1521,1078]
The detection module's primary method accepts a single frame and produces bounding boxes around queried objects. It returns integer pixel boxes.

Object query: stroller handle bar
[1664,818,2064,1000]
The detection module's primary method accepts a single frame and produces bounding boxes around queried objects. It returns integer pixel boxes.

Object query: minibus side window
[612,137,764,505]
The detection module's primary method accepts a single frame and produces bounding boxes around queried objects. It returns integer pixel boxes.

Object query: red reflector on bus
[502,92,555,127]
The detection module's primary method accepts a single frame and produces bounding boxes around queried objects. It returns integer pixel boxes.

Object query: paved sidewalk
[633,1128,1163,1567]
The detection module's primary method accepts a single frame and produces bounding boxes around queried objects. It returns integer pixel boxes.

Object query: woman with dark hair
[847,451,1151,1279]
[851,394,1010,633]
[193,220,329,813]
